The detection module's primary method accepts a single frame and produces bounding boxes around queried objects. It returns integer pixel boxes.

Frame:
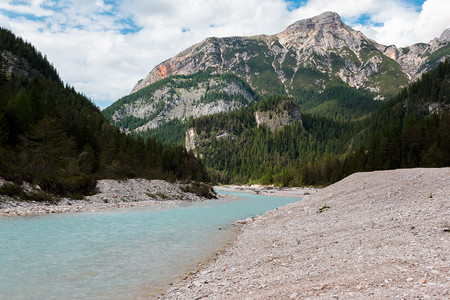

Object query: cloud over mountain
[0,0,448,107]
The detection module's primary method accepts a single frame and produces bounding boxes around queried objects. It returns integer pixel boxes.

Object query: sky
[0,0,449,108]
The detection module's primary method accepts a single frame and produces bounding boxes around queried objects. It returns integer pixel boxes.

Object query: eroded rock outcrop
[255,100,302,132]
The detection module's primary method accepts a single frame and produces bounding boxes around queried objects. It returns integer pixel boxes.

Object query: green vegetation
[289,59,450,186]
[187,95,369,184]
[185,60,449,186]
[180,181,216,199]
[0,28,59,81]
[290,68,327,94]
[115,115,148,131]
[298,81,380,121]
[427,44,450,65]
[0,27,209,198]
[0,182,58,203]
[146,192,168,199]
[422,44,450,72]
[317,205,331,213]
[367,56,409,97]
[251,70,285,95]
[133,118,188,145]
[0,182,23,198]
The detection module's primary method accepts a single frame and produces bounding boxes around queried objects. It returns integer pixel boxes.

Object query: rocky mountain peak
[127,12,449,104]
[283,11,346,34]
[276,11,368,53]
[436,28,450,42]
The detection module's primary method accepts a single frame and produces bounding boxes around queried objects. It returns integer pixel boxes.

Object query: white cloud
[0,0,448,107]
[0,0,53,17]
[415,0,450,41]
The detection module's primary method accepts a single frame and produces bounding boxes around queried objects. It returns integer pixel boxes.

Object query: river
[0,189,301,299]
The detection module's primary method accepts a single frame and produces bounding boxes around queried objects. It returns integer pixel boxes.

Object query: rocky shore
[216,185,317,198]
[0,178,212,216]
[162,168,450,299]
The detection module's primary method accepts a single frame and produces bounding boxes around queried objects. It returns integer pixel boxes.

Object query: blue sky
[0,0,448,108]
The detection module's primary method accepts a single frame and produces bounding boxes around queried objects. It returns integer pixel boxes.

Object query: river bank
[0,179,210,216]
[162,168,450,299]
[215,185,317,198]
[0,178,317,217]
[0,184,307,300]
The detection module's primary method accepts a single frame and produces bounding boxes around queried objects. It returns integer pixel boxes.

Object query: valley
[0,8,449,300]
[102,12,449,187]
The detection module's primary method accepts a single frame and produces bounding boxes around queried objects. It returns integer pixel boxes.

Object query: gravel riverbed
[0,179,209,216]
[162,168,450,299]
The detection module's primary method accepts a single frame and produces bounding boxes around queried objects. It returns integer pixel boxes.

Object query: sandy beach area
[162,168,450,299]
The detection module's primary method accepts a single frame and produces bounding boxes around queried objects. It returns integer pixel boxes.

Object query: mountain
[134,12,448,94]
[106,12,449,136]
[103,73,256,133]
[185,60,449,185]
[296,58,450,186]
[183,95,365,184]
[0,28,210,198]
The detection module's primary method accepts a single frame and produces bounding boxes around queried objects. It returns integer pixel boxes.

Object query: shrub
[317,205,331,213]
[25,190,59,204]
[0,182,24,198]
[181,182,217,199]
[38,175,97,196]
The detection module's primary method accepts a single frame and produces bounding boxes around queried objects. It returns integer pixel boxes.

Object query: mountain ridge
[105,12,449,137]
[131,12,449,96]
[183,60,449,185]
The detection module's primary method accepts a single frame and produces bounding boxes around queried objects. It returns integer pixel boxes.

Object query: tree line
[0,27,209,198]
[184,60,449,186]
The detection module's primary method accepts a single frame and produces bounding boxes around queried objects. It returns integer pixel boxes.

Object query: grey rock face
[1,50,42,79]
[185,128,197,153]
[111,77,255,133]
[255,100,302,132]
[131,12,449,99]
[110,12,449,137]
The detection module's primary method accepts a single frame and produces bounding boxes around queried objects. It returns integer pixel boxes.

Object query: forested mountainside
[105,12,449,137]
[0,28,209,198]
[187,60,449,186]
[185,95,371,184]
[295,59,449,186]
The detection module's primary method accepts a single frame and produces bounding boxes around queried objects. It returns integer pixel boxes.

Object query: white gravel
[0,178,208,216]
[215,185,318,198]
[162,168,450,299]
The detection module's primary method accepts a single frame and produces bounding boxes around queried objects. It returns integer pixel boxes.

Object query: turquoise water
[0,190,300,299]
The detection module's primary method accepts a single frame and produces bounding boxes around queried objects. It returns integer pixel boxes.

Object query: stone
[418,278,428,284]
[193,281,202,287]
